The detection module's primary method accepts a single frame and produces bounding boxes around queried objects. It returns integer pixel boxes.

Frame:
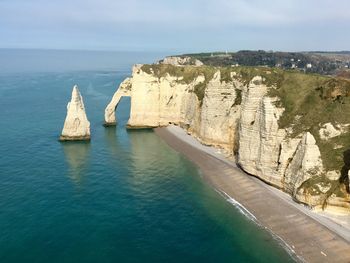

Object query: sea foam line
[216,189,257,222]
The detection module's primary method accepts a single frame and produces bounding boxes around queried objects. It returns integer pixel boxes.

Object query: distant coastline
[0,48,168,73]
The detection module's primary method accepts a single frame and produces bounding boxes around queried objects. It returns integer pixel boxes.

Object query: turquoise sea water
[0,50,295,262]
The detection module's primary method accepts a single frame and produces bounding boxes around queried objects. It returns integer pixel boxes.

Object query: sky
[1,0,349,53]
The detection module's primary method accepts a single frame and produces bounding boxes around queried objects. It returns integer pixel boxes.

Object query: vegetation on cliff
[267,72,350,172]
[266,72,350,202]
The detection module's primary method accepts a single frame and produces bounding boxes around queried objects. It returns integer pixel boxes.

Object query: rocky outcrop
[60,85,90,141]
[319,123,342,140]
[104,63,350,213]
[160,56,203,66]
[284,132,324,195]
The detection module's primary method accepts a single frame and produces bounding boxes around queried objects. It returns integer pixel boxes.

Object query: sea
[0,49,295,262]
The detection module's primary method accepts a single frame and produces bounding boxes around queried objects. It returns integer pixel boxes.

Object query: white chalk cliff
[160,56,203,66]
[60,85,90,141]
[104,64,350,214]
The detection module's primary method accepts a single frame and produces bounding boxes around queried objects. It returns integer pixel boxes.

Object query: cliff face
[126,66,192,128]
[105,64,350,214]
[237,76,287,187]
[118,65,242,151]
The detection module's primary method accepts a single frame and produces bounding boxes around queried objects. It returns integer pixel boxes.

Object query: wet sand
[154,125,350,263]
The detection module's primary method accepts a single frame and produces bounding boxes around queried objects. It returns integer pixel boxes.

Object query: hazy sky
[1,0,349,53]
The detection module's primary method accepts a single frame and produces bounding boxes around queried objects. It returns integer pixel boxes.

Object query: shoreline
[154,125,350,263]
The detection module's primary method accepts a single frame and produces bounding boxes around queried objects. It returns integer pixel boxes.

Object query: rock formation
[60,85,90,141]
[160,56,203,66]
[104,78,132,126]
[237,76,287,187]
[284,132,324,194]
[104,63,350,214]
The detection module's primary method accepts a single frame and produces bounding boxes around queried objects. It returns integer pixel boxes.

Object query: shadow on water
[341,149,350,192]
[61,141,91,185]
[104,125,117,146]
[103,95,131,156]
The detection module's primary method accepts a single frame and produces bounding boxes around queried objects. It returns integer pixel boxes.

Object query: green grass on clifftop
[267,71,350,172]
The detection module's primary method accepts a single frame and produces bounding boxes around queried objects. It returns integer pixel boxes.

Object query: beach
[155,125,350,263]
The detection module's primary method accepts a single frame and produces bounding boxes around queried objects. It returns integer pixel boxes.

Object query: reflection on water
[104,126,130,162]
[126,129,185,192]
[128,129,167,171]
[61,141,91,184]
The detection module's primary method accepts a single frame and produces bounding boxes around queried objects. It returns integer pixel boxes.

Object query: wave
[86,83,109,100]
[216,189,257,222]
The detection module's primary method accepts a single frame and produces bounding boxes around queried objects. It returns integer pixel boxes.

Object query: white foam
[216,190,257,221]
[86,83,108,99]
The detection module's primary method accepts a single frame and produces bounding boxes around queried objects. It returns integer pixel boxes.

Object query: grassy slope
[267,72,350,172]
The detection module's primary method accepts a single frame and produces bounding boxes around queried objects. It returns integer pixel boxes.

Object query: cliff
[60,85,90,141]
[105,64,350,214]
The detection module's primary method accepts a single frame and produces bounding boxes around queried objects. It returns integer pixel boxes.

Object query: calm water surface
[0,50,295,262]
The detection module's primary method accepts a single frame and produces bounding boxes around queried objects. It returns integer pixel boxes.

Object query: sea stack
[59,85,91,141]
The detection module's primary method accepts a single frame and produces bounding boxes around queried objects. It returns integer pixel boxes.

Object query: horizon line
[0,47,349,54]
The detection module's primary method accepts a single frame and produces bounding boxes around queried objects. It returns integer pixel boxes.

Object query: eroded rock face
[122,66,240,153]
[197,71,241,150]
[284,132,324,195]
[126,65,195,128]
[60,85,90,141]
[161,56,203,66]
[238,76,287,187]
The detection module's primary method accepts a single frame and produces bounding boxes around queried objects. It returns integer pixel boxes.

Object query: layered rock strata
[60,85,90,141]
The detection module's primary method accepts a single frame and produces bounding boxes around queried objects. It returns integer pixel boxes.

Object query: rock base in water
[126,124,157,129]
[59,135,91,141]
[103,122,117,127]
[60,85,91,141]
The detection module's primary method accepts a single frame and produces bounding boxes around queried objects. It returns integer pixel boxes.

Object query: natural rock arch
[104,78,132,126]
